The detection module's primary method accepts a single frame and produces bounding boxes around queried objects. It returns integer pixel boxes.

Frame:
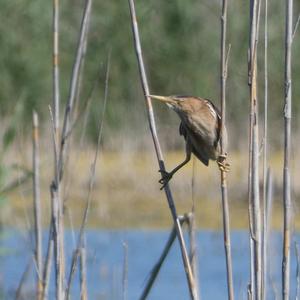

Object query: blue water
[0,230,299,299]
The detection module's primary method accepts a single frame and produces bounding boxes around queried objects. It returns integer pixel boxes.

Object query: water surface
[0,230,298,299]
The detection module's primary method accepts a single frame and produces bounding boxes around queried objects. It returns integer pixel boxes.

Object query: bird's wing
[179,122,187,139]
[179,122,209,166]
[204,99,222,148]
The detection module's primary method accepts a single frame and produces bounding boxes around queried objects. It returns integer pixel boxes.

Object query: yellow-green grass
[1,149,299,230]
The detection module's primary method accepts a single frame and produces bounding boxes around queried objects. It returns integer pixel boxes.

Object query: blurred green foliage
[0,0,299,147]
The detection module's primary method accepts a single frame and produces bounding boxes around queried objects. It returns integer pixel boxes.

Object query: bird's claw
[218,161,230,172]
[217,156,230,172]
[158,169,173,190]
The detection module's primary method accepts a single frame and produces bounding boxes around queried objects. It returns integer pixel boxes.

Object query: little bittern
[148,95,229,189]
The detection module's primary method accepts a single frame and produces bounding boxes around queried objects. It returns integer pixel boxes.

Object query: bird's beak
[147,95,177,105]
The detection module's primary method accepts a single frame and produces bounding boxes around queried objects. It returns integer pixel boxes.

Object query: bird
[148,95,229,189]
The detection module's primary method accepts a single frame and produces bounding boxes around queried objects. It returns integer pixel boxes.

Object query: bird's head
[148,95,186,112]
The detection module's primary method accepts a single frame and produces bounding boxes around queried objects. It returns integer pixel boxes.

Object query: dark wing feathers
[179,122,209,166]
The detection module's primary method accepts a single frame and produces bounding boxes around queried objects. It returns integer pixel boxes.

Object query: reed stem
[282,0,293,298]
[220,0,234,298]
[128,1,198,298]
[32,111,43,300]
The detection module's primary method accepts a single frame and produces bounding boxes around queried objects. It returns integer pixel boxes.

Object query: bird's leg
[159,144,191,190]
[217,153,230,172]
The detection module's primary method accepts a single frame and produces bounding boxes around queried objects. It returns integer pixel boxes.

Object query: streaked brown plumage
[149,95,229,189]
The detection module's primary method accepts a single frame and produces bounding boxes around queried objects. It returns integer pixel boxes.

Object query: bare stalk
[52,0,64,296]
[139,216,186,300]
[266,169,275,300]
[189,158,200,299]
[32,112,43,300]
[248,1,262,299]
[50,1,93,297]
[42,228,53,300]
[65,52,110,299]
[80,244,88,300]
[15,260,32,300]
[59,0,93,179]
[128,1,198,298]
[295,242,300,300]
[220,1,234,299]
[266,168,273,232]
[187,212,200,299]
[122,242,128,300]
[282,0,293,298]
[53,0,60,136]
[73,9,91,121]
[262,0,268,298]
[49,106,63,300]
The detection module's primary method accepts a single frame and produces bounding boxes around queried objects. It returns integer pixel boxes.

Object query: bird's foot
[158,169,173,190]
[217,156,230,172]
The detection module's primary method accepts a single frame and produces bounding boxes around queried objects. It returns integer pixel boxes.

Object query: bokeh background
[1,0,300,228]
[1,0,300,299]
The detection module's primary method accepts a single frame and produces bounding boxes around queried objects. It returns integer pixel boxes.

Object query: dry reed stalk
[248,1,262,299]
[296,242,300,300]
[62,6,92,215]
[51,1,93,298]
[53,0,60,136]
[32,112,43,300]
[187,212,200,299]
[39,4,58,299]
[59,0,92,179]
[139,216,186,300]
[266,169,273,231]
[220,0,234,299]
[122,242,128,300]
[189,159,200,299]
[65,51,110,299]
[73,10,91,121]
[265,169,275,300]
[50,105,64,300]
[42,228,53,300]
[64,64,103,144]
[51,0,64,297]
[15,259,32,300]
[282,0,293,298]
[80,244,88,300]
[261,0,268,298]
[128,1,198,298]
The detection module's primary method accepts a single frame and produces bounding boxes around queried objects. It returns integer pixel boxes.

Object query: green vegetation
[1,1,299,146]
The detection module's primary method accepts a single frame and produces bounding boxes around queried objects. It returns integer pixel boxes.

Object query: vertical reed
[50,106,64,300]
[32,111,43,300]
[51,0,64,297]
[42,228,53,300]
[50,1,93,298]
[53,0,60,136]
[65,50,109,299]
[122,242,128,300]
[262,0,268,298]
[59,0,92,178]
[282,0,293,298]
[220,0,234,298]
[80,244,88,300]
[248,0,262,299]
[128,1,198,298]
[295,242,300,300]
[187,212,200,299]
[15,260,32,300]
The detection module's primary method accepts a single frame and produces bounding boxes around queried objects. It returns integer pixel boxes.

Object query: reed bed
[3,0,298,299]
